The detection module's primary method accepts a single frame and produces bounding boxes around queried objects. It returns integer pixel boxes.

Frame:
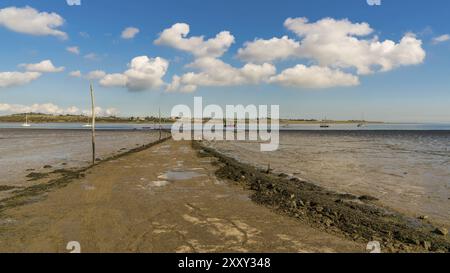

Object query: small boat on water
[22,114,31,127]
[320,117,330,128]
[357,113,366,128]
[83,116,93,128]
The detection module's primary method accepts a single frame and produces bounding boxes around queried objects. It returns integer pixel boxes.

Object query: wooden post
[90,83,96,165]
[159,107,162,140]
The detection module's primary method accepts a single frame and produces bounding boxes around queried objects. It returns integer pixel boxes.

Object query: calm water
[205,130,450,226]
[1,122,450,131]
[0,122,169,130]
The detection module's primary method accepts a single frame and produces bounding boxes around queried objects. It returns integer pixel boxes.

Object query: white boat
[22,114,31,127]
[83,116,93,128]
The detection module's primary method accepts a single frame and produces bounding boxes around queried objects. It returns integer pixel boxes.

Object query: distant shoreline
[0,113,384,125]
[0,113,174,124]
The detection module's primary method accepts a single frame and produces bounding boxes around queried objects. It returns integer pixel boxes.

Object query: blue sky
[0,0,449,122]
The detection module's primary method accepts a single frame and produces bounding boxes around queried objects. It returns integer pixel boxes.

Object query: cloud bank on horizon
[0,102,118,117]
[0,5,438,94]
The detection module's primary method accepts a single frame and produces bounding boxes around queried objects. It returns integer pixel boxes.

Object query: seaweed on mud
[25,172,50,181]
[193,141,450,253]
[0,186,17,192]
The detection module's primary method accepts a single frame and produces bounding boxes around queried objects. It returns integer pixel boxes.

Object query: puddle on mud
[158,170,205,181]
[151,181,170,187]
[137,180,170,190]
[176,161,184,167]
[82,184,96,191]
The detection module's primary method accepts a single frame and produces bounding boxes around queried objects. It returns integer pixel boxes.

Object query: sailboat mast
[90,83,96,165]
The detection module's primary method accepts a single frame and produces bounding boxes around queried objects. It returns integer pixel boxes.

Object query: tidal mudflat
[204,131,450,227]
[0,140,362,253]
[0,129,448,253]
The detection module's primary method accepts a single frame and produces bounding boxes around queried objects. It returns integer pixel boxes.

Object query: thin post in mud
[159,107,162,140]
[90,83,96,165]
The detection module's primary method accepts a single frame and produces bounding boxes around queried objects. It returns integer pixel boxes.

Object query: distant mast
[320,116,330,128]
[22,113,31,127]
[357,113,365,128]
[90,83,96,165]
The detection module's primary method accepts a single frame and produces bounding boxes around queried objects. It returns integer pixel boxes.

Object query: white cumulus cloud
[98,56,169,91]
[269,65,360,88]
[86,70,106,80]
[0,6,67,39]
[121,27,140,39]
[69,70,82,78]
[238,17,426,75]
[0,72,41,88]
[21,60,65,73]
[237,36,300,63]
[99,73,128,88]
[154,23,235,58]
[0,102,119,117]
[167,57,276,92]
[432,34,450,44]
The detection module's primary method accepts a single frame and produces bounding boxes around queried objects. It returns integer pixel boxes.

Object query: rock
[297,200,305,207]
[290,194,296,199]
[421,241,431,250]
[294,211,305,218]
[401,245,411,252]
[371,236,382,242]
[291,201,297,209]
[359,195,379,202]
[323,219,333,227]
[418,215,429,220]
[434,227,448,236]
[43,165,52,169]
[315,206,324,213]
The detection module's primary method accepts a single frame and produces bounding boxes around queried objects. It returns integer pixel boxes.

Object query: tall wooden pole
[158,107,162,140]
[90,83,96,165]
